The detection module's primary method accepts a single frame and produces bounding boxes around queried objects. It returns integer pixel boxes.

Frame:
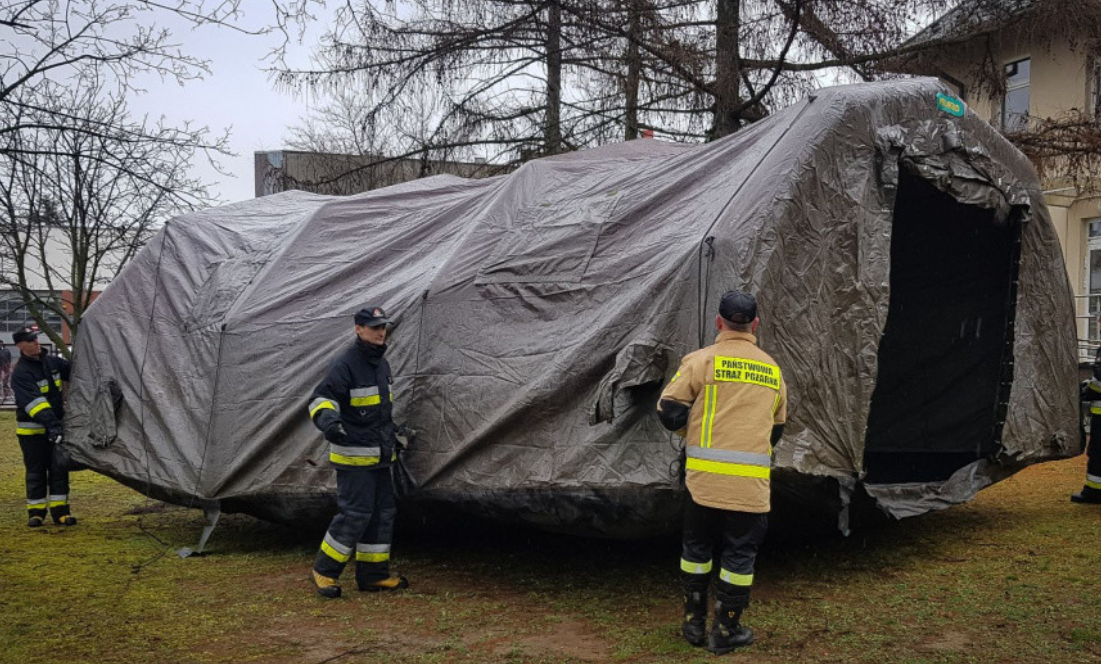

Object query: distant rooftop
[908,0,1037,46]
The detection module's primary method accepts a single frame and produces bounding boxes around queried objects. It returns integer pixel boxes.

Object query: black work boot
[1070,485,1101,504]
[708,602,754,654]
[682,588,708,646]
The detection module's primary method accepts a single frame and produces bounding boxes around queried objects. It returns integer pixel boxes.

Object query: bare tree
[0,81,214,355]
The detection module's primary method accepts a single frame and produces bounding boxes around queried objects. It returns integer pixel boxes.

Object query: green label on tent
[936,93,965,117]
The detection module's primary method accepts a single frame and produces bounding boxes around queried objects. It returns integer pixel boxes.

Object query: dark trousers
[313,468,397,584]
[680,499,768,609]
[19,434,70,519]
[1088,415,1101,485]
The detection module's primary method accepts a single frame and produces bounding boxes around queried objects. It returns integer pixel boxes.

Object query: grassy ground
[1,410,1100,664]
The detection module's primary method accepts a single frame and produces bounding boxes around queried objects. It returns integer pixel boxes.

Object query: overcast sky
[125,7,334,205]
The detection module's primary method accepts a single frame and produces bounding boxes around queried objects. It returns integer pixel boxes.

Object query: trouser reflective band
[27,500,47,511]
[1092,402,1101,415]
[719,568,753,586]
[320,532,353,563]
[680,558,713,575]
[48,494,69,508]
[1087,474,1101,490]
[330,444,381,466]
[356,543,390,563]
[16,423,46,435]
[685,447,771,478]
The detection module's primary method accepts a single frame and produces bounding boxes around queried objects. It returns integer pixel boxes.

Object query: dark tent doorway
[864,169,1021,484]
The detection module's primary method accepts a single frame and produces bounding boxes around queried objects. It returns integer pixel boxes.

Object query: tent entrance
[863,169,1021,484]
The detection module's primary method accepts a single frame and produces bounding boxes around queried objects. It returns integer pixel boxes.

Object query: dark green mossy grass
[2,410,1099,663]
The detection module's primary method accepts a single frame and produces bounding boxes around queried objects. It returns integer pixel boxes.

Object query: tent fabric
[63,78,1079,537]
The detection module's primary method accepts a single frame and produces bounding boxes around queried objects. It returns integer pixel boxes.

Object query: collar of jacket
[354,337,387,364]
[714,330,757,345]
[19,350,46,364]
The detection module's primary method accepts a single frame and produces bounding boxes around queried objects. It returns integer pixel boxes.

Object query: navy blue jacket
[12,351,71,437]
[308,338,396,471]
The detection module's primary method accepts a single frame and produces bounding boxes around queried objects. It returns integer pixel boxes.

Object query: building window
[1092,57,1101,119]
[1002,58,1030,132]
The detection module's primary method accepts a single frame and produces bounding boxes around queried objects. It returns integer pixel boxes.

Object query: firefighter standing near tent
[656,291,786,654]
[307,307,409,598]
[1074,316,1101,505]
[9,327,76,527]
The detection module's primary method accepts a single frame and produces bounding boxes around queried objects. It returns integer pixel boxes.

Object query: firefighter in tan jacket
[657,290,786,654]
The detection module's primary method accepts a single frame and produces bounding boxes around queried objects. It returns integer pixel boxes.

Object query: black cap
[12,327,38,344]
[719,290,757,324]
[354,306,391,327]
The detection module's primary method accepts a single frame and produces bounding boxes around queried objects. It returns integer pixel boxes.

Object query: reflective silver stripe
[17,422,46,432]
[36,379,49,388]
[685,447,771,467]
[322,532,353,557]
[1090,379,1101,393]
[27,500,46,507]
[330,444,382,458]
[356,543,390,554]
[1092,401,1101,415]
[25,397,48,415]
[350,387,380,398]
[48,494,68,502]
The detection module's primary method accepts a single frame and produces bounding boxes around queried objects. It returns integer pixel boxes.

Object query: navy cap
[719,290,757,324]
[12,327,38,344]
[354,306,391,327]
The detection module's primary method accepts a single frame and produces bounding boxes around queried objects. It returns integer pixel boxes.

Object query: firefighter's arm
[13,369,61,430]
[308,361,349,443]
[770,373,788,445]
[656,357,700,434]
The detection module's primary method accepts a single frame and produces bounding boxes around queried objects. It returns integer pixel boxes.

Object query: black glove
[46,424,63,445]
[323,421,347,444]
[394,425,415,450]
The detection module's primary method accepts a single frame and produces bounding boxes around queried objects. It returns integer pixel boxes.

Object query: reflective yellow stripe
[356,552,390,563]
[320,540,352,563]
[28,401,52,417]
[350,394,381,407]
[685,457,771,479]
[1091,405,1101,415]
[39,384,49,393]
[713,356,781,390]
[16,427,46,436]
[309,400,337,418]
[700,385,717,449]
[1087,478,1101,490]
[680,558,712,575]
[330,452,381,466]
[719,569,753,586]
[48,500,67,508]
[670,370,682,384]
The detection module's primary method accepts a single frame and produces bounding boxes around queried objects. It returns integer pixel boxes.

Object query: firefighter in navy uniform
[9,327,76,527]
[656,291,786,654]
[308,307,409,598]
[1075,334,1101,504]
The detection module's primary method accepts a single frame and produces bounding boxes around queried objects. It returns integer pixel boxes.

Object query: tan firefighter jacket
[658,330,786,513]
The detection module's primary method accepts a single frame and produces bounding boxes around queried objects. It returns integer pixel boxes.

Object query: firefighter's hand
[46,425,63,445]
[323,422,347,444]
[395,426,415,450]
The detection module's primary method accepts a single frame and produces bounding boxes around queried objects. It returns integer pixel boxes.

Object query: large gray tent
[64,78,1080,537]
